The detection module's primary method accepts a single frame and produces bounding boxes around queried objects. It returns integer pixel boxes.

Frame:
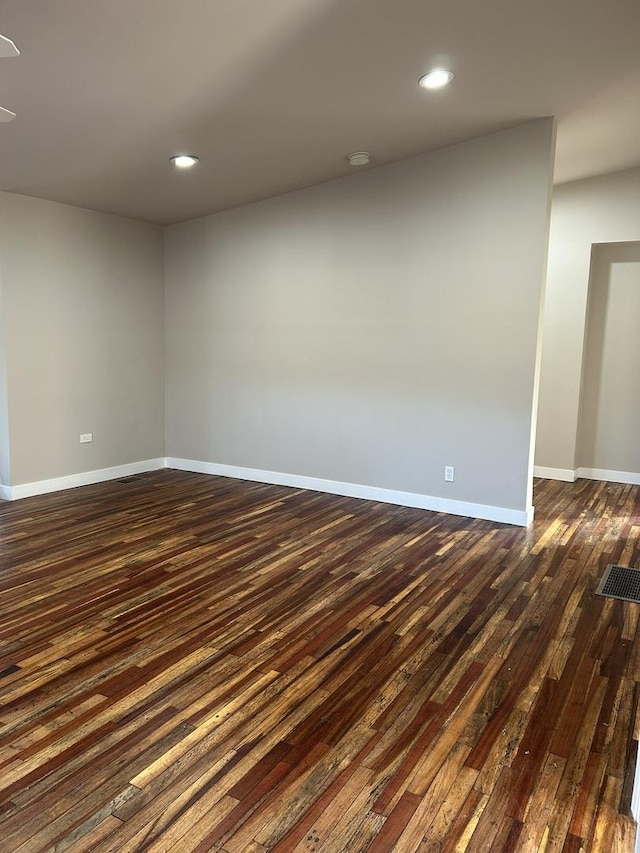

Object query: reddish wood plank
[0,472,637,852]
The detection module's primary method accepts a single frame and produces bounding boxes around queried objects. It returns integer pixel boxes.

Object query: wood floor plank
[0,471,639,851]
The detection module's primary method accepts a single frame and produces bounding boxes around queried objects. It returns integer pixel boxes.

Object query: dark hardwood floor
[0,470,639,852]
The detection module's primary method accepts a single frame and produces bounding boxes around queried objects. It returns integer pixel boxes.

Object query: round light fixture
[347,151,370,167]
[418,69,454,90]
[170,154,199,169]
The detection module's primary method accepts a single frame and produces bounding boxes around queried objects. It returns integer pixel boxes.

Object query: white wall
[165,119,555,524]
[576,242,640,476]
[536,167,640,477]
[0,193,165,489]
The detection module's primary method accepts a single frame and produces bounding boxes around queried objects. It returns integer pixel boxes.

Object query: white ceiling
[1,0,639,225]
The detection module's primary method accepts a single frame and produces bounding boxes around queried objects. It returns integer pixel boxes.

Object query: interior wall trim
[1,455,536,525]
[533,466,577,482]
[3,458,166,501]
[167,457,533,527]
[534,465,640,487]
[575,467,640,486]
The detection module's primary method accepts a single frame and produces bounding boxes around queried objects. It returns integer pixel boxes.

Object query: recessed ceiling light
[0,33,20,58]
[0,33,20,121]
[418,69,454,90]
[347,152,370,167]
[170,154,199,169]
[0,105,16,123]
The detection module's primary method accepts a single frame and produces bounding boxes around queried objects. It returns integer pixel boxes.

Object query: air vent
[595,564,640,603]
[116,476,146,484]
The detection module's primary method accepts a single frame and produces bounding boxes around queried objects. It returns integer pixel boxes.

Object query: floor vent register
[596,564,640,603]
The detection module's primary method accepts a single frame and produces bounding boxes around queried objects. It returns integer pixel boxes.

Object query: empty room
[1,1,640,851]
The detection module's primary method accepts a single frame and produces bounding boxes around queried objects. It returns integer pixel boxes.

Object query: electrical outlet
[80,433,93,444]
[444,465,455,482]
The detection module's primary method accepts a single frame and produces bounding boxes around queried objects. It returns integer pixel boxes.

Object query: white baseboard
[575,467,640,486]
[533,466,577,482]
[534,465,640,487]
[4,458,166,501]
[166,458,533,527]
[2,455,535,526]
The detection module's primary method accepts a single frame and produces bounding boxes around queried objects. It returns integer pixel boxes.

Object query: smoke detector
[347,152,370,167]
